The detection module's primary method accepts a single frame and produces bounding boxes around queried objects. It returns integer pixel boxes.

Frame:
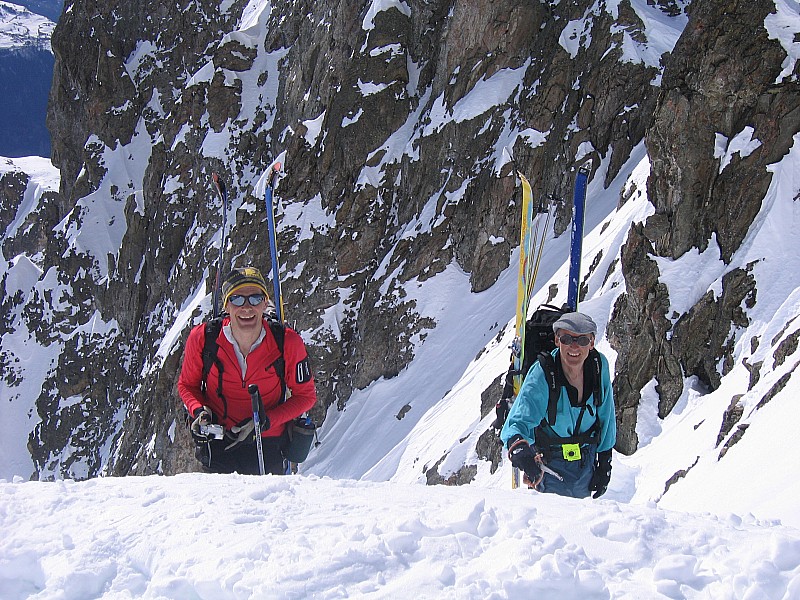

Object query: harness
[199,317,287,423]
[534,348,604,453]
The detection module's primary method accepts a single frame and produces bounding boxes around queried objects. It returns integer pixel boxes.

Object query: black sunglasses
[558,333,593,347]
[229,293,266,307]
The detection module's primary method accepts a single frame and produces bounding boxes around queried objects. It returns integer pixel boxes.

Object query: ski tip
[212,172,226,193]
[267,162,282,188]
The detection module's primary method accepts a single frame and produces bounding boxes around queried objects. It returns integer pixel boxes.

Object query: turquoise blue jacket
[500,349,616,453]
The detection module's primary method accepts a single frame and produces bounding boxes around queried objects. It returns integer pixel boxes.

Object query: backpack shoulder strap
[533,350,606,448]
[536,351,559,426]
[587,348,603,408]
[200,317,224,392]
[200,316,228,420]
[267,319,287,404]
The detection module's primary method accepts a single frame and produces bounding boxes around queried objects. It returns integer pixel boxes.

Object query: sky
[2,1,800,597]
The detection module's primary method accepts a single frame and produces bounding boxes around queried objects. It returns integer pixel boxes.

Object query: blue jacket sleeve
[499,361,549,448]
[596,352,617,452]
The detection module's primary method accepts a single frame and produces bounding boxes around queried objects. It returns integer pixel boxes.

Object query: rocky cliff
[608,0,800,453]
[1,0,797,482]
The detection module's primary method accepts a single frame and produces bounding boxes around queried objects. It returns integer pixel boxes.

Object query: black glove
[589,449,612,498]
[507,436,541,484]
[492,399,511,431]
[190,407,214,443]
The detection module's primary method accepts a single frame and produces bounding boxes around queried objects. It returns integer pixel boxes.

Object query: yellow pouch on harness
[562,443,581,461]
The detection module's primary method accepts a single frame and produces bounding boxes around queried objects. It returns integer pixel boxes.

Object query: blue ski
[263,162,284,324]
[211,173,229,318]
[567,164,590,311]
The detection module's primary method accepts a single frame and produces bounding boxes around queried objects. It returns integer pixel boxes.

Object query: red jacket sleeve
[177,323,207,419]
[263,327,317,427]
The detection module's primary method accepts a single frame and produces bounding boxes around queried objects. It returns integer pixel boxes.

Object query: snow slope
[1,473,798,599]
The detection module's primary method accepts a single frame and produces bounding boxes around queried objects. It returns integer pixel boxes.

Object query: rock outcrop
[1,0,797,481]
[609,0,799,454]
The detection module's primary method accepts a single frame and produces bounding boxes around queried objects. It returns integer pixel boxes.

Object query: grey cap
[552,311,597,335]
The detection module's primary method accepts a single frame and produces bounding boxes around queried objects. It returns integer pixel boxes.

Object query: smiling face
[555,328,595,370]
[226,285,266,335]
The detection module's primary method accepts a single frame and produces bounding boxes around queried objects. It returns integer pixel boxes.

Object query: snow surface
[1,474,798,599]
[558,0,687,67]
[362,0,411,32]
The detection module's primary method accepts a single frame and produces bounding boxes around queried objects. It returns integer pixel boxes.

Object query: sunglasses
[228,293,266,307]
[558,333,593,347]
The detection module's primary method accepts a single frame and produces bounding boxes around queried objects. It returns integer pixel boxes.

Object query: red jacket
[178,318,316,437]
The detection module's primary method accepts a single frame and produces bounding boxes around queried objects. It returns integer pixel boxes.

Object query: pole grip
[248,384,260,413]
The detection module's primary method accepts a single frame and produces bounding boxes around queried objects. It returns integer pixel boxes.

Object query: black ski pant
[195,436,287,475]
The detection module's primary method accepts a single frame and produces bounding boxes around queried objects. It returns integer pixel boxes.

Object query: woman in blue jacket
[501,312,616,498]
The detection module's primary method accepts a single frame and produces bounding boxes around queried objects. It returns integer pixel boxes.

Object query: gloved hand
[225,418,255,451]
[492,398,511,431]
[589,449,612,498]
[507,436,542,487]
[190,406,213,443]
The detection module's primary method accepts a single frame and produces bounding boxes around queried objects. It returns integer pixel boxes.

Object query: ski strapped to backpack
[263,162,285,324]
[211,173,230,319]
[567,163,590,311]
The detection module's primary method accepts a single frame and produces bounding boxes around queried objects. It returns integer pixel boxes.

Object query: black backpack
[519,304,564,379]
[498,304,564,399]
[493,304,564,429]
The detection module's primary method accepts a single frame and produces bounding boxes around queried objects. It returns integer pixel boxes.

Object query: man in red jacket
[178,267,317,474]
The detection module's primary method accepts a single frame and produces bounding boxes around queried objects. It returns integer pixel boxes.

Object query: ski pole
[528,199,556,300]
[211,173,229,318]
[539,463,564,482]
[248,384,266,475]
[264,162,284,324]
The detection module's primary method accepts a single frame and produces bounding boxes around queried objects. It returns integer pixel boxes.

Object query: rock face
[1,0,797,480]
[608,0,799,454]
